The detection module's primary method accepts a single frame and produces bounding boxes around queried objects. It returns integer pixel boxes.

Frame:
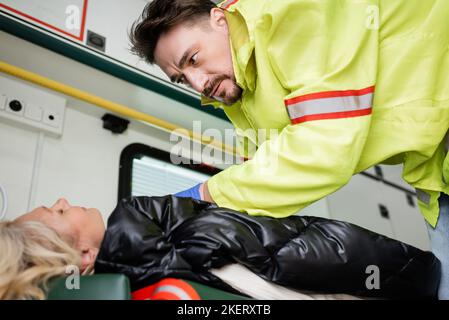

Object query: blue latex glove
[174,183,203,200]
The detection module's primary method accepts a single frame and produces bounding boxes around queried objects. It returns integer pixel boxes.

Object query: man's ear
[209,8,228,31]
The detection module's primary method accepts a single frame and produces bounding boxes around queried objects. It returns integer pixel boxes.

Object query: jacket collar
[201,4,255,108]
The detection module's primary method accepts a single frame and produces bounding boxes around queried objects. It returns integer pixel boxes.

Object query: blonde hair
[0,220,81,300]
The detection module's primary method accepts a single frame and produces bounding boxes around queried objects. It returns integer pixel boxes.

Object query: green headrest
[47,274,131,300]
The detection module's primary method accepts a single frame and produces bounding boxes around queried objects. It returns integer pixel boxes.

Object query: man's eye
[58,209,64,215]
[177,76,185,84]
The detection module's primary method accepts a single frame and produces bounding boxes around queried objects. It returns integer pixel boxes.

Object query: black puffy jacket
[94,196,440,299]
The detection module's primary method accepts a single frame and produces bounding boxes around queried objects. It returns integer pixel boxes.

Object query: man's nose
[184,70,208,94]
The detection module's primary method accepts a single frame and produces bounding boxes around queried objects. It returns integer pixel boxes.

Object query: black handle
[374,166,384,180]
[378,204,390,219]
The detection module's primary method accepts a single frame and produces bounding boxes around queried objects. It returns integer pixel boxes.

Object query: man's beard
[203,74,243,106]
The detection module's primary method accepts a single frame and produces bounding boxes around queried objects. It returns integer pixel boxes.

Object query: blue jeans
[426,193,449,300]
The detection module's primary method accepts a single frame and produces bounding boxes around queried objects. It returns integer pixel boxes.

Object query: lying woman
[0,196,441,300]
[0,198,103,299]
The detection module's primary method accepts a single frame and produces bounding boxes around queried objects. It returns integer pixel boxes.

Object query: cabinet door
[0,121,37,219]
[327,175,395,238]
[380,187,430,251]
[377,164,415,192]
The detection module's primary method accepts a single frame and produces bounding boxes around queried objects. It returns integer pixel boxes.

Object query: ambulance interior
[0,0,433,300]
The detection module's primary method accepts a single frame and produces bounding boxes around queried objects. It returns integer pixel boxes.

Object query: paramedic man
[129,0,449,298]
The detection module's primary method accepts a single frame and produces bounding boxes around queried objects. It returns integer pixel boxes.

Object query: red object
[291,108,373,124]
[131,278,201,300]
[285,86,375,106]
[221,0,240,10]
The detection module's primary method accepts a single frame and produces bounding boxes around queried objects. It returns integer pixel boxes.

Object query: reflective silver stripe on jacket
[286,93,374,120]
[416,189,431,206]
[284,86,375,124]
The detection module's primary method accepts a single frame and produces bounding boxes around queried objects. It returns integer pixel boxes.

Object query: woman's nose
[52,198,71,210]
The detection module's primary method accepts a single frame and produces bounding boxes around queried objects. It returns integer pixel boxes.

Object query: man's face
[154,9,243,106]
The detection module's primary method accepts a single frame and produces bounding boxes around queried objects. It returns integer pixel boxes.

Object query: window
[118,143,221,200]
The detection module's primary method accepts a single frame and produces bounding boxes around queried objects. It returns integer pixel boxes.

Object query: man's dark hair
[129,0,217,64]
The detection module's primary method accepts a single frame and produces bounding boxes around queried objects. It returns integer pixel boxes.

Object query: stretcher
[46,274,250,300]
[47,264,363,300]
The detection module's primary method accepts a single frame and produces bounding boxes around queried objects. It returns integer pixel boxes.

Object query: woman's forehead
[16,206,49,222]
[19,207,71,234]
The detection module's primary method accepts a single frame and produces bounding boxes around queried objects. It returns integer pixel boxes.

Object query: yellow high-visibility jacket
[202,0,449,227]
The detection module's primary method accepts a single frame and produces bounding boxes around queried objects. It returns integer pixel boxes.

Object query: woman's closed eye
[190,53,198,65]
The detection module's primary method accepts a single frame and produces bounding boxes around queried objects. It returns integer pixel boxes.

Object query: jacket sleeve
[207,0,379,217]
